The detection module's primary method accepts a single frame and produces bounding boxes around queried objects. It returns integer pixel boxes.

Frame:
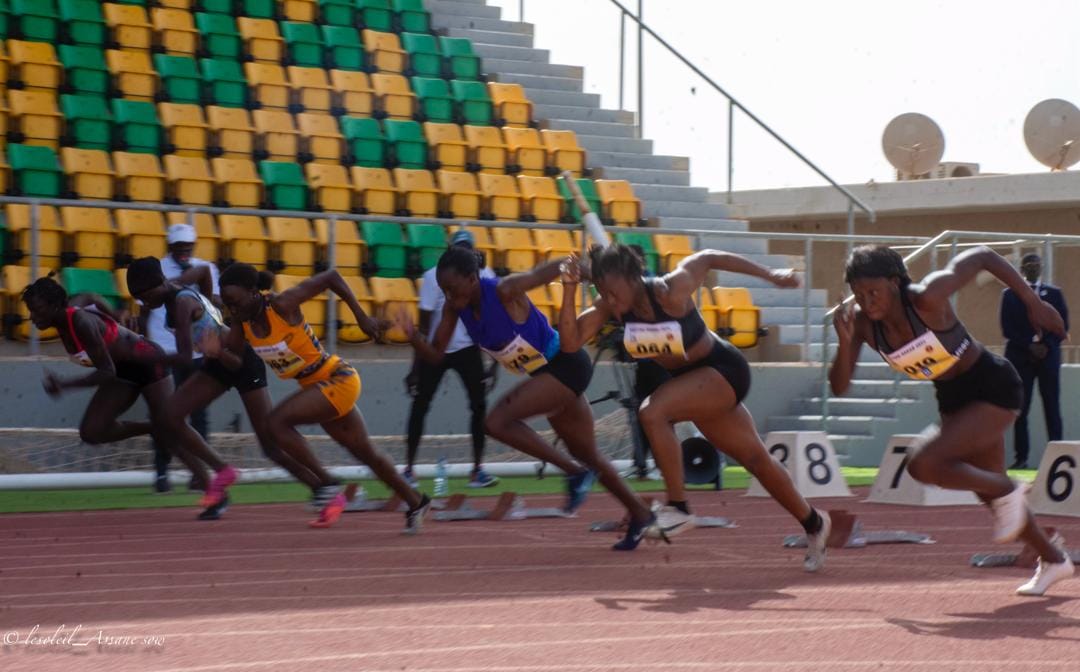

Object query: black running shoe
[564,469,596,515]
[403,494,431,535]
[612,513,666,551]
[154,476,172,495]
[197,494,229,521]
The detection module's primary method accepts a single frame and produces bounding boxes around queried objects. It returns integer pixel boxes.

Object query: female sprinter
[209,264,431,534]
[831,245,1073,595]
[22,277,237,518]
[401,246,662,550]
[560,245,832,572]
[125,257,350,527]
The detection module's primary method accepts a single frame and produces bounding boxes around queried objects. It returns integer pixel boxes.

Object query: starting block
[433,492,569,522]
[866,431,979,506]
[747,432,851,499]
[342,487,462,514]
[589,515,735,533]
[782,509,935,549]
[971,528,1080,567]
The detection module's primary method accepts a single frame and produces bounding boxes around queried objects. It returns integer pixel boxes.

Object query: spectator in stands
[1000,253,1069,469]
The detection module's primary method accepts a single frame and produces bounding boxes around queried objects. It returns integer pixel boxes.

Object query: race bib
[883,330,968,380]
[487,334,548,375]
[253,340,307,377]
[623,321,686,359]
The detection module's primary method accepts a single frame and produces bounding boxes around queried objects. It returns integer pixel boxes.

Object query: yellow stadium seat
[460,225,495,267]
[245,63,289,111]
[532,229,576,262]
[237,17,284,64]
[159,103,208,156]
[60,206,116,270]
[0,96,9,151]
[165,212,220,264]
[252,109,299,161]
[423,122,467,172]
[362,30,406,74]
[104,3,153,51]
[0,154,9,194]
[315,219,365,275]
[695,286,719,332]
[488,83,533,128]
[547,280,585,314]
[337,275,374,343]
[8,41,62,91]
[713,287,761,348]
[503,128,546,176]
[107,50,159,102]
[367,276,417,343]
[371,73,416,121]
[211,157,263,208]
[595,179,642,227]
[492,227,537,273]
[541,130,586,178]
[0,42,10,94]
[218,215,268,267]
[477,173,521,222]
[463,125,506,174]
[392,168,439,218]
[654,234,694,272]
[517,176,563,223]
[113,151,165,203]
[267,217,316,274]
[437,170,483,219]
[329,70,374,117]
[279,0,317,22]
[151,8,198,57]
[305,163,352,213]
[273,274,326,337]
[2,204,63,268]
[61,148,115,200]
[157,0,193,8]
[164,155,213,205]
[3,265,59,341]
[297,113,344,165]
[288,66,332,114]
[351,167,399,215]
[115,210,167,263]
[9,90,62,148]
[526,285,555,323]
[207,106,255,159]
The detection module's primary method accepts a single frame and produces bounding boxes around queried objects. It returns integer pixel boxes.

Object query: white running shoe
[1017,534,1075,596]
[645,504,696,540]
[991,481,1029,544]
[804,510,831,573]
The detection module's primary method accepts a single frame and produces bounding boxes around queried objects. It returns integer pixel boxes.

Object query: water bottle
[434,455,449,497]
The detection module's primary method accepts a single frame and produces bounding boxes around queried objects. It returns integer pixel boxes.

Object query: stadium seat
[392,0,431,33]
[279,0,317,23]
[437,170,482,219]
[165,212,219,263]
[272,273,326,336]
[61,268,120,312]
[318,0,355,28]
[112,150,164,202]
[477,173,521,221]
[59,0,106,47]
[1,204,63,268]
[363,30,406,74]
[337,275,374,343]
[533,229,576,262]
[411,76,454,124]
[385,119,427,169]
[694,286,719,332]
[541,130,586,177]
[154,54,201,105]
[612,230,659,274]
[8,41,62,92]
[237,0,276,19]
[322,25,364,72]
[106,49,158,102]
[59,94,111,151]
[329,70,374,117]
[59,205,115,270]
[502,128,546,176]
[341,116,386,168]
[547,279,586,314]
[115,209,167,265]
[2,264,57,340]
[201,58,247,108]
[464,124,507,174]
[252,109,299,161]
[9,143,62,196]
[491,227,537,273]
[527,284,555,323]
[391,168,438,218]
[314,218,365,274]
[452,80,493,126]
[356,0,393,32]
[287,66,332,114]
[206,106,255,159]
[517,175,564,223]
[111,99,160,154]
[151,8,198,57]
[158,103,207,156]
[60,147,114,199]
[211,157,262,208]
[104,3,152,51]
[297,113,343,164]
[463,224,495,266]
[367,276,416,341]
[423,122,467,172]
[595,180,642,227]
[218,214,268,267]
[400,32,441,79]
[13,1,58,43]
[163,155,213,205]
[360,221,406,277]
[281,20,323,69]
[266,217,316,274]
[440,37,480,81]
[489,83,532,128]
[713,287,761,348]
[245,63,289,111]
[654,233,694,271]
[350,166,397,215]
[305,163,351,212]
[557,176,600,222]
[406,223,445,273]
[237,17,284,64]
[194,12,241,61]
[259,160,308,210]
[372,73,417,121]
[58,46,109,97]
[196,0,232,13]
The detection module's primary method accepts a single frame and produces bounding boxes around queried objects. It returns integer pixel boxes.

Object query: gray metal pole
[618,11,626,111]
[845,202,854,260]
[1044,238,1054,285]
[326,216,337,354]
[29,200,40,356]
[519,0,524,22]
[727,100,734,203]
[636,0,643,139]
[802,238,811,360]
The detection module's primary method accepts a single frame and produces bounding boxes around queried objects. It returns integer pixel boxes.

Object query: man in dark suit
[1000,253,1069,469]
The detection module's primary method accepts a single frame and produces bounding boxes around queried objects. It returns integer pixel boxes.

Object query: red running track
[0,487,1078,672]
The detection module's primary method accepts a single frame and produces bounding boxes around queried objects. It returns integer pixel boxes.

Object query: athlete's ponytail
[220,263,275,292]
[844,245,911,288]
[589,243,644,284]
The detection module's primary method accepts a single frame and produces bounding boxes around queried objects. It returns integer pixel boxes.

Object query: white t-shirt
[419,265,495,354]
[145,257,221,357]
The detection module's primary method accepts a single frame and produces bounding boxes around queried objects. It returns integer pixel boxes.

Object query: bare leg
[483,373,586,476]
[79,381,148,444]
[906,403,1016,499]
[159,372,228,472]
[322,408,420,508]
[240,386,334,490]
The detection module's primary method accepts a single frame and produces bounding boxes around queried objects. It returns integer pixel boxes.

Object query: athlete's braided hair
[21,276,67,309]
[220,263,275,291]
[844,245,911,288]
[588,243,644,283]
[125,256,166,296]
[436,244,480,277]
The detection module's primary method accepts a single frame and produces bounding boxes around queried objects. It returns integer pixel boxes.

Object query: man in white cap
[145,223,221,493]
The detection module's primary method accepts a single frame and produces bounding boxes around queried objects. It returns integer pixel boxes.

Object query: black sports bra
[619,278,709,360]
[872,289,972,380]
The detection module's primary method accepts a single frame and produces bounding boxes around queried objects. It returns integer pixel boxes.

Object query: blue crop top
[457,277,560,375]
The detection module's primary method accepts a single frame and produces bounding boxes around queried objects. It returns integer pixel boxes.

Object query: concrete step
[443,27,534,48]
[576,134,653,154]
[749,288,826,307]
[644,200,731,219]
[766,415,876,436]
[534,106,634,124]
[631,184,710,203]
[589,151,686,170]
[543,119,636,138]
[523,89,601,108]
[592,166,690,186]
[432,15,534,34]
[652,215,745,232]
[845,380,927,399]
[471,44,550,63]
[427,0,502,18]
[791,397,909,417]
[800,342,890,366]
[483,58,584,79]
[760,306,827,325]
[490,72,583,92]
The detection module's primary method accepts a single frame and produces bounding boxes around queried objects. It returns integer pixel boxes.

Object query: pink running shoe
[200,465,237,508]
[309,492,348,529]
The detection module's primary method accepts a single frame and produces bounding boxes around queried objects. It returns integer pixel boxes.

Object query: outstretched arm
[275,269,387,341]
[176,264,214,299]
[496,260,564,302]
[44,312,119,396]
[667,250,799,299]
[404,303,457,365]
[557,256,611,352]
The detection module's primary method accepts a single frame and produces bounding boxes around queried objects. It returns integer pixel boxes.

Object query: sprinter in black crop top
[831,244,1073,596]
[560,243,834,573]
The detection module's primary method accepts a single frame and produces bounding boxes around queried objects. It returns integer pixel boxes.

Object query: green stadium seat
[360,220,406,278]
[341,116,386,168]
[356,0,393,32]
[237,0,275,19]
[201,58,247,108]
[401,32,441,79]
[392,0,430,34]
[58,0,105,47]
[195,13,241,61]
[13,0,59,43]
[614,230,659,275]
[557,176,600,222]
[322,25,364,72]
[384,119,428,170]
[406,223,446,273]
[111,99,161,154]
[0,0,7,40]
[155,54,201,105]
[259,160,308,210]
[412,77,454,123]
[440,37,481,81]
[317,0,354,27]
[451,80,493,126]
[198,0,234,14]
[60,94,112,151]
[9,144,62,197]
[281,20,323,68]
[59,46,109,97]
[114,0,148,4]
[60,268,119,307]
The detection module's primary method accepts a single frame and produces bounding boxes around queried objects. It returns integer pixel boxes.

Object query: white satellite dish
[882,113,945,178]
[1023,99,1080,170]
